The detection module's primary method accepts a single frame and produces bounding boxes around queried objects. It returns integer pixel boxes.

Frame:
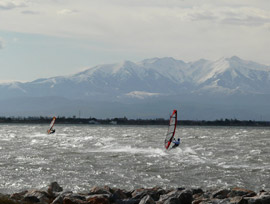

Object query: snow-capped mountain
[195,56,270,94]
[0,56,270,119]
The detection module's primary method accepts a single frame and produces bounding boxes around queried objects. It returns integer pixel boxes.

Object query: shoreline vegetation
[0,116,270,127]
[0,182,269,204]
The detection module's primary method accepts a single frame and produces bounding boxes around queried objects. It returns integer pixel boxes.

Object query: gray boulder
[243,193,270,204]
[132,187,165,201]
[63,196,88,204]
[51,191,74,204]
[139,195,155,204]
[48,182,63,197]
[10,190,28,201]
[115,198,141,204]
[227,188,256,198]
[212,189,230,199]
[89,186,112,196]
[159,189,193,204]
[23,190,50,204]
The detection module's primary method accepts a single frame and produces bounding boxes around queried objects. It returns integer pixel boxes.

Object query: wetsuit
[172,138,180,148]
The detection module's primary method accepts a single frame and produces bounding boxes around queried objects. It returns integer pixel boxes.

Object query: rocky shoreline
[0,182,269,204]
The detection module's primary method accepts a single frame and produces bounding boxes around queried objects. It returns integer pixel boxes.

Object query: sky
[0,0,270,82]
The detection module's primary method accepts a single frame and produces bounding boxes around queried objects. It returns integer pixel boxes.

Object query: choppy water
[0,124,269,194]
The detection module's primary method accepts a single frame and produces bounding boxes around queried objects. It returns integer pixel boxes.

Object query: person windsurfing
[47,116,56,134]
[164,109,178,150]
[171,138,180,148]
[48,129,55,134]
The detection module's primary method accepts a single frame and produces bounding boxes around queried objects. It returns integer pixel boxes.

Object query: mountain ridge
[0,56,270,119]
[2,56,270,94]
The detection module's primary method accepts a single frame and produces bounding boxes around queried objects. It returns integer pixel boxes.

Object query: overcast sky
[0,0,270,82]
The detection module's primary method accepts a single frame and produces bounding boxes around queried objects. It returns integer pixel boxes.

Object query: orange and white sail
[164,110,177,149]
[47,116,56,134]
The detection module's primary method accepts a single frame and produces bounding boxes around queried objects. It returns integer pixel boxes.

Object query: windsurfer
[164,109,177,150]
[172,138,180,148]
[48,129,55,134]
[47,116,56,134]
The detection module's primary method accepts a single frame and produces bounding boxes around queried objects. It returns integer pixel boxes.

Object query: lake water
[0,124,269,194]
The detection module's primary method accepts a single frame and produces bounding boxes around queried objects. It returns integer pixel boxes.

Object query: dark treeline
[0,116,270,126]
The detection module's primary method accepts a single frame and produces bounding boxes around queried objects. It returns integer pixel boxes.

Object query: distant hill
[1,56,270,120]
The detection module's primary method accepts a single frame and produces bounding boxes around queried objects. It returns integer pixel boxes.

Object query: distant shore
[0,116,270,126]
[0,182,269,204]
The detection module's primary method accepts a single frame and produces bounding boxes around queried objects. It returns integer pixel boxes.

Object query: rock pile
[0,182,269,204]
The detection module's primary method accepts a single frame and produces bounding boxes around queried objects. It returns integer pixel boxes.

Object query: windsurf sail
[47,116,56,134]
[164,110,177,149]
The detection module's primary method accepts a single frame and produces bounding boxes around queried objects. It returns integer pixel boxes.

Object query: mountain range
[1,56,270,120]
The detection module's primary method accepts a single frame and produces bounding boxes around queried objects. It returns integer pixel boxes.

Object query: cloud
[174,6,270,27]
[126,91,160,99]
[220,8,270,26]
[57,9,78,15]
[0,0,270,65]
[21,10,39,15]
[222,16,270,26]
[0,0,26,10]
